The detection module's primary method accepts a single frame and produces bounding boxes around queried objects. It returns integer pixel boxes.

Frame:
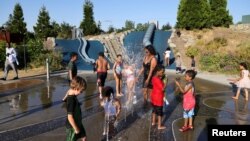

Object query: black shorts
[152,104,163,116]
[97,72,107,87]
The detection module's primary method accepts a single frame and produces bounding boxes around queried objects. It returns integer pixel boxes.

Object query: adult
[95,52,110,99]
[163,47,171,67]
[1,42,19,80]
[137,45,157,105]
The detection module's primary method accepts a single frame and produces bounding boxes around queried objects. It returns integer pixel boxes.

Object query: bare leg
[232,87,241,100]
[157,115,166,129]
[244,88,248,101]
[115,76,122,97]
[119,77,123,95]
[184,118,188,127]
[152,113,156,126]
[188,117,193,129]
[143,88,147,104]
[99,86,103,99]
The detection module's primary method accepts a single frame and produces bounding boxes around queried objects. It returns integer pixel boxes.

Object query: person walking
[65,76,87,141]
[228,62,250,101]
[1,42,19,80]
[95,52,110,99]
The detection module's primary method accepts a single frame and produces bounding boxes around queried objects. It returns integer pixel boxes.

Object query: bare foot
[158,126,166,130]
[152,123,156,126]
[232,96,238,100]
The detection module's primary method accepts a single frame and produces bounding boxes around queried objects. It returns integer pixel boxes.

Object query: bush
[186,46,199,57]
[200,53,221,72]
[214,37,227,46]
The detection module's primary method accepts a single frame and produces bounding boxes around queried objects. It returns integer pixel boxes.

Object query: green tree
[58,22,73,39]
[135,23,149,31]
[50,21,60,38]
[210,0,233,27]
[161,23,172,30]
[125,20,135,30]
[107,25,115,33]
[80,0,99,35]
[33,6,52,40]
[5,3,27,43]
[176,0,211,30]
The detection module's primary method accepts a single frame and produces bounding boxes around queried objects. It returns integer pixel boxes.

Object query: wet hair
[240,62,248,70]
[117,54,122,57]
[145,45,156,55]
[70,76,87,91]
[185,70,196,80]
[98,52,105,57]
[102,86,114,97]
[70,52,78,58]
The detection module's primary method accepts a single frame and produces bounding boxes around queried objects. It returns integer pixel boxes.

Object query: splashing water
[121,44,144,118]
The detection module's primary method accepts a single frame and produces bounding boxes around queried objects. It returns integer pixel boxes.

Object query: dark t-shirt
[67,61,77,80]
[65,95,82,129]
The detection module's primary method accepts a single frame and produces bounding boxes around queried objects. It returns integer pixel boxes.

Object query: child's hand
[175,80,180,86]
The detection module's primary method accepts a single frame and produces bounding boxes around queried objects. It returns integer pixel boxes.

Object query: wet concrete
[150,73,250,141]
[1,71,249,141]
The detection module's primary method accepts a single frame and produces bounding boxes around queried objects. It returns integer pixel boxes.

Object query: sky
[0,0,250,32]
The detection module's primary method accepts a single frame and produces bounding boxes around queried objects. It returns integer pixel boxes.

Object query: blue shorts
[183,108,194,118]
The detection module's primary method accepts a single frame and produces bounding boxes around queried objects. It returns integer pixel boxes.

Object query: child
[164,47,171,67]
[63,52,78,102]
[151,65,166,130]
[123,64,136,106]
[190,55,195,71]
[65,76,87,141]
[175,55,182,74]
[113,54,123,97]
[228,62,250,101]
[100,86,121,138]
[175,70,196,132]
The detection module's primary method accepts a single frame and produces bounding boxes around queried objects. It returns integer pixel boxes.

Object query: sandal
[188,125,194,130]
[179,126,189,132]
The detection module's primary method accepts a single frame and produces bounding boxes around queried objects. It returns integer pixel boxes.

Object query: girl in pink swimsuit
[124,65,136,106]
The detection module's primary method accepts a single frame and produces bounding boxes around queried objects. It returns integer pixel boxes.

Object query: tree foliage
[5,3,27,42]
[33,6,52,40]
[107,25,115,33]
[176,0,233,29]
[125,20,135,30]
[80,0,100,35]
[135,23,149,31]
[210,0,233,27]
[161,23,172,30]
[176,0,211,30]
[58,22,73,39]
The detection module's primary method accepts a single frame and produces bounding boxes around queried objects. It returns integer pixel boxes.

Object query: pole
[46,58,50,81]
[23,44,27,72]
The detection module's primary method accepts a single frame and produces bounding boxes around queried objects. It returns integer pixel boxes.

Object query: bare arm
[113,62,117,74]
[175,81,193,94]
[68,114,79,133]
[69,70,72,80]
